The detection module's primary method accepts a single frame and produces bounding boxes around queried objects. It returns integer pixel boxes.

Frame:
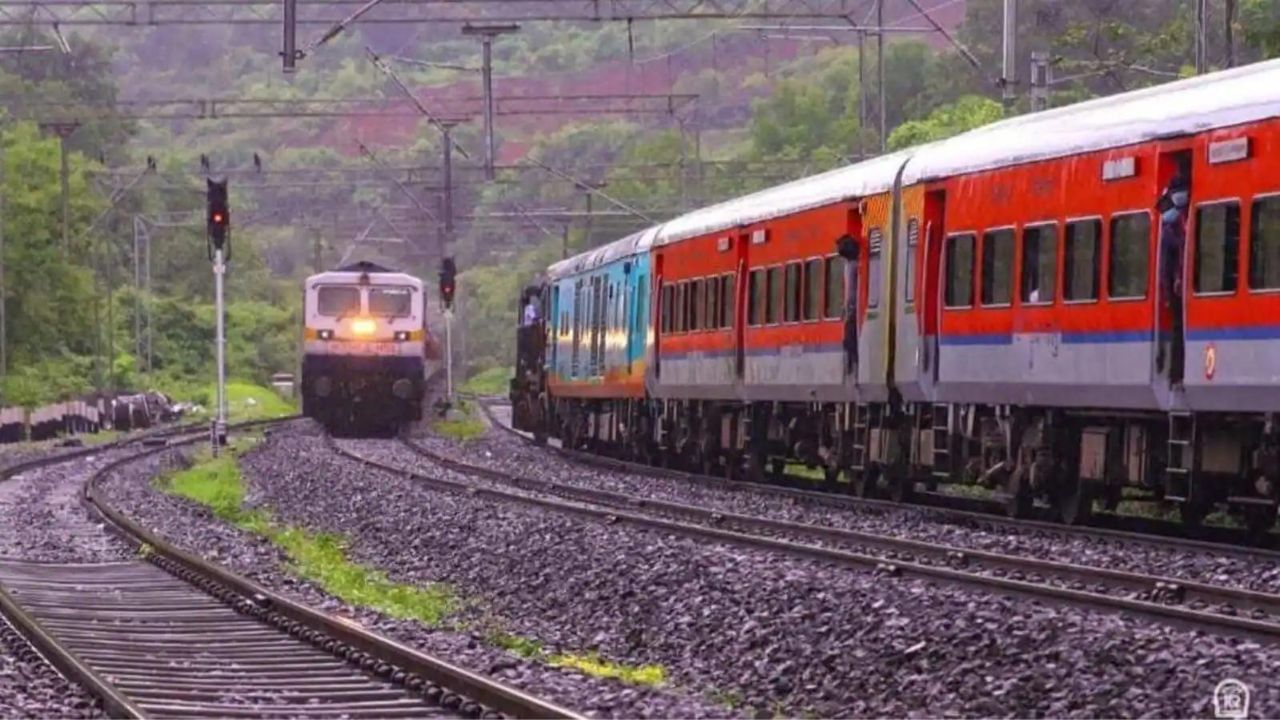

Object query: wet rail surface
[0,420,585,720]
[333,423,1280,643]
[0,560,439,719]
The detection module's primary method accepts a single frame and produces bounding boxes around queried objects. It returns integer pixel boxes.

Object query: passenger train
[301,261,440,434]
[511,58,1280,535]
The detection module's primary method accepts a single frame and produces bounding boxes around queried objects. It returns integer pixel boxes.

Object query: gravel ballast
[0,449,146,718]
[416,410,1280,597]
[97,427,726,719]
[182,422,1280,718]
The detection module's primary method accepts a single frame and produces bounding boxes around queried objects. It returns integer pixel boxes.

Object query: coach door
[922,189,947,385]
[653,254,665,381]
[735,233,750,379]
[1156,147,1193,386]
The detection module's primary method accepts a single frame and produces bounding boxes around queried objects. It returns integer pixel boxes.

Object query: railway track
[330,430,1280,644]
[0,420,582,720]
[479,400,1280,562]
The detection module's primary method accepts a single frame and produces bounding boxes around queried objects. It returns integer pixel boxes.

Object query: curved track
[328,427,1280,644]
[0,421,581,720]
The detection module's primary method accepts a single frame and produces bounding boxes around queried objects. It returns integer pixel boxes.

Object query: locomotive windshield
[317,286,361,317]
[369,286,413,317]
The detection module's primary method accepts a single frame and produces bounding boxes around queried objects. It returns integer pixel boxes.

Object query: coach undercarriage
[546,395,1280,538]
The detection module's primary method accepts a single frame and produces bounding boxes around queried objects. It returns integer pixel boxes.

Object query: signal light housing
[439,257,457,310]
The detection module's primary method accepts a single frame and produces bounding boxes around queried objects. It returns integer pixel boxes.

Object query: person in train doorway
[836,234,860,376]
[522,291,540,327]
[1155,168,1190,373]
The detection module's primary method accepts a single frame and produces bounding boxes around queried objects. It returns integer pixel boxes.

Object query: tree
[887,95,1005,150]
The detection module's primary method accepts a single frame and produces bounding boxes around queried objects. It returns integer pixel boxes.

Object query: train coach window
[1195,201,1241,294]
[1109,212,1151,299]
[824,256,843,319]
[784,262,802,322]
[1064,219,1101,301]
[803,259,821,321]
[766,266,783,324]
[748,270,764,326]
[981,228,1014,306]
[1251,196,1280,290]
[1021,224,1058,305]
[690,280,702,331]
[721,274,735,328]
[704,277,718,331]
[317,286,361,316]
[945,234,975,308]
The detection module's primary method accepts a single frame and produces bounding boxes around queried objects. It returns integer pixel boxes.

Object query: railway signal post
[440,257,457,404]
[207,177,230,454]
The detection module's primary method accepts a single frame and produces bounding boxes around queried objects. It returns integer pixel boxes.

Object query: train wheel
[850,466,878,498]
[1004,469,1033,519]
[887,466,914,504]
[1244,505,1277,543]
[1179,495,1210,528]
[1058,477,1094,525]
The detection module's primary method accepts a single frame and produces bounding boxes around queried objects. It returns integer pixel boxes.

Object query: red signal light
[212,212,225,224]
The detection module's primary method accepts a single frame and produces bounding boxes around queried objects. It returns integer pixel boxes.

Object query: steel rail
[478,399,1280,561]
[401,434,1280,625]
[329,433,1280,643]
[1,417,583,720]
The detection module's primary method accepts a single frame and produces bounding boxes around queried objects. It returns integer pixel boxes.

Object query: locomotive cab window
[1194,201,1241,295]
[317,286,361,317]
[823,255,843,319]
[1021,224,1058,305]
[1109,212,1151,300]
[368,287,412,317]
[981,228,1014,306]
[748,269,764,326]
[945,234,976,308]
[1064,219,1101,301]
[1251,195,1280,290]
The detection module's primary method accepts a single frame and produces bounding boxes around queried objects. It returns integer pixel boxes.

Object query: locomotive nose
[392,379,413,400]
[314,376,333,398]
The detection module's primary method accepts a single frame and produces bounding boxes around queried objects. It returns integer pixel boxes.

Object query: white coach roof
[911,57,1280,180]
[546,225,661,281]
[547,58,1280,273]
[656,147,920,245]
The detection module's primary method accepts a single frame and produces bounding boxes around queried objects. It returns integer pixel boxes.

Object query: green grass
[461,367,512,397]
[159,380,296,423]
[488,631,666,687]
[157,443,458,626]
[432,399,487,441]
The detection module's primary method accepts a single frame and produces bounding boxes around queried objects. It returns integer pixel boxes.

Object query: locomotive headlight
[393,331,410,342]
[351,318,377,337]
[317,329,334,340]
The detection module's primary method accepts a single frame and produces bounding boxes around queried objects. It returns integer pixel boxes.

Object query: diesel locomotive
[301,261,439,434]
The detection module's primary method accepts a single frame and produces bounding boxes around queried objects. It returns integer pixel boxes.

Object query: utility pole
[1194,0,1208,74]
[440,121,457,254]
[857,29,866,159]
[462,23,519,181]
[38,122,79,255]
[282,0,298,72]
[1001,0,1018,111]
[1224,0,1237,68]
[876,0,886,152]
[0,143,5,380]
[1029,51,1051,112]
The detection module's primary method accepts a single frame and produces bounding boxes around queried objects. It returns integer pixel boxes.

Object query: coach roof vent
[336,260,396,273]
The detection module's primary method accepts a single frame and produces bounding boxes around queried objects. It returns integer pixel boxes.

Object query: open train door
[735,232,750,380]
[921,189,947,387]
[1155,145,1194,387]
